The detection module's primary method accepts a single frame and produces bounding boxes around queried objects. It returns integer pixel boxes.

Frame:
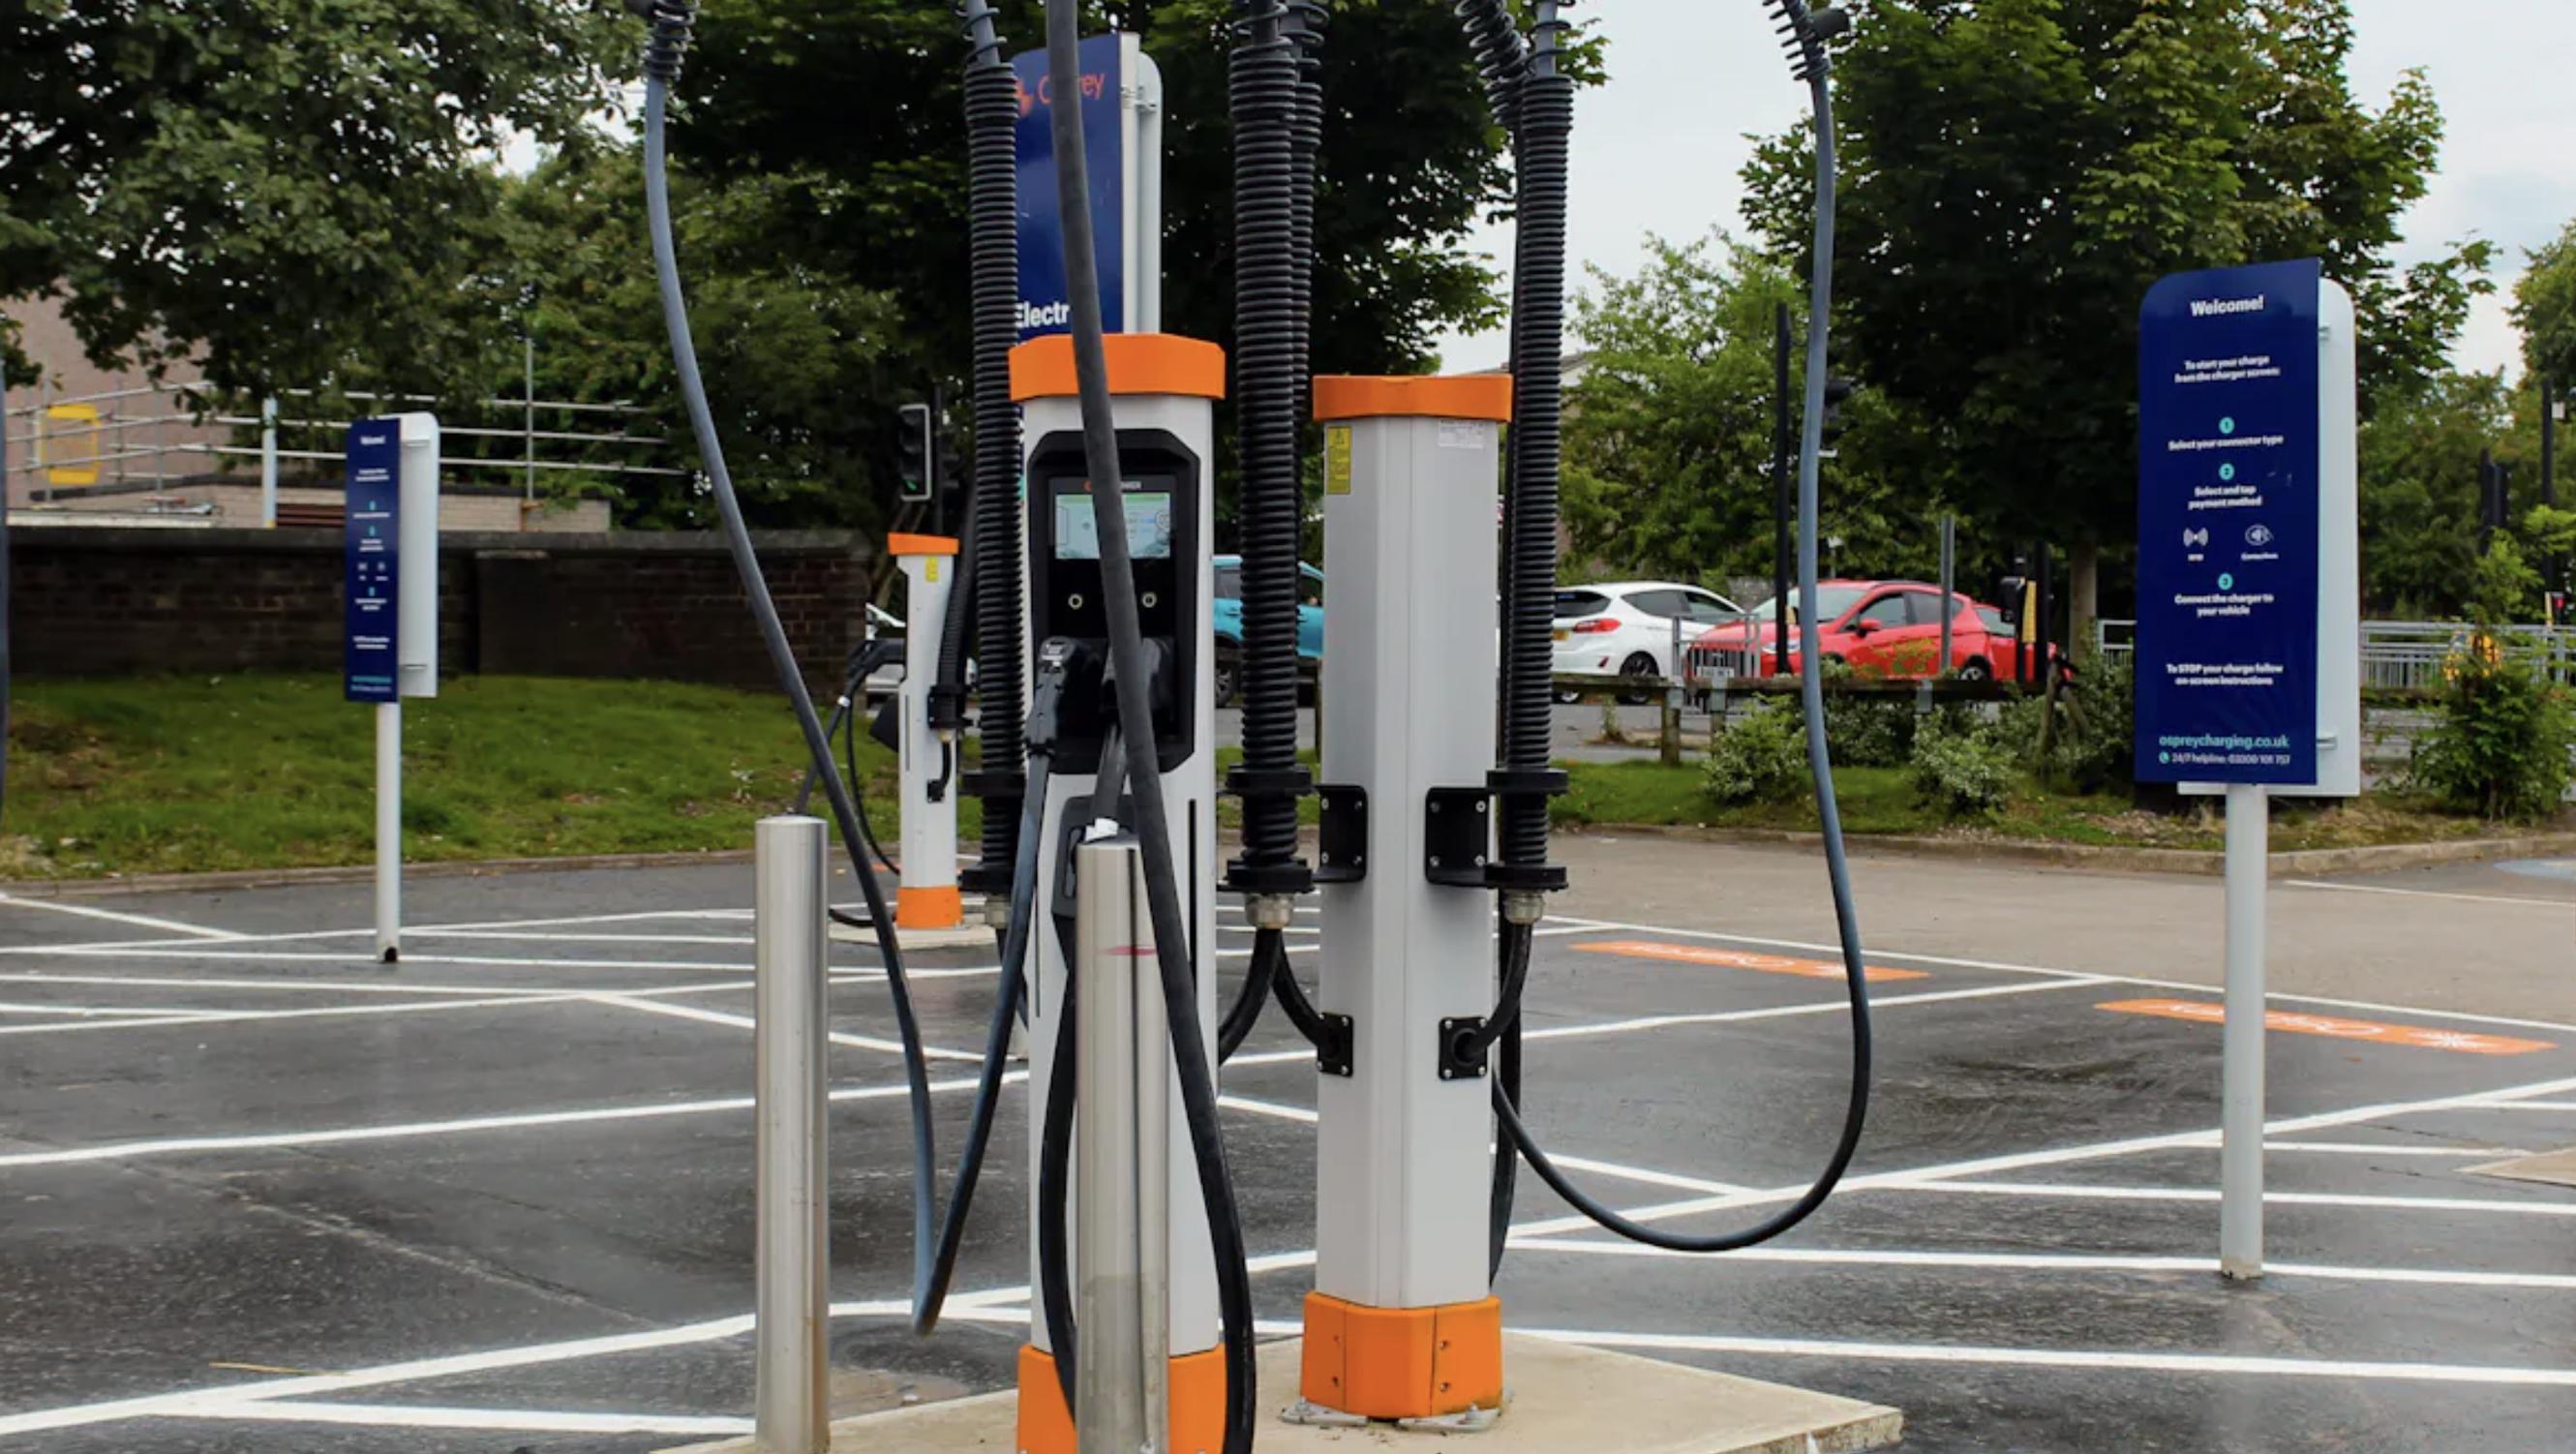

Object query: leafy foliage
[513,0,1554,526]
[2359,370,2509,616]
[1701,699,1810,806]
[2405,646,2576,822]
[2051,656,2137,794]
[0,0,625,392]
[492,145,913,528]
[1907,712,2017,820]
[1561,232,1937,588]
[1740,0,2484,572]
[2517,217,2576,388]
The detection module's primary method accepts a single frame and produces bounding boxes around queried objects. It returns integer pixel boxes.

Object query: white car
[1551,581,1743,702]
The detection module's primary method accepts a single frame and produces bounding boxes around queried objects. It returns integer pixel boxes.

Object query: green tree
[1561,232,1933,591]
[478,0,1543,527]
[0,0,623,392]
[674,0,1515,375]
[2516,218,2576,389]
[487,144,916,529]
[2358,369,2506,616]
[1741,0,2488,647]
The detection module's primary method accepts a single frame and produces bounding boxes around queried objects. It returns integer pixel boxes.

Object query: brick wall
[7,526,872,692]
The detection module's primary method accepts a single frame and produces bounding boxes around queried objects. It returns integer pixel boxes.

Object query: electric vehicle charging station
[633,0,1882,1448]
[1009,330,1229,1452]
[341,411,439,962]
[890,532,966,932]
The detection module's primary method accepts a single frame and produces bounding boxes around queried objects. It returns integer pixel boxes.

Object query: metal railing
[5,377,687,521]
[1678,611,1767,688]
[2094,619,2576,690]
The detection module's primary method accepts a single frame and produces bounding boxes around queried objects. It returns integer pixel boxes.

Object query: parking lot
[0,840,2570,1451]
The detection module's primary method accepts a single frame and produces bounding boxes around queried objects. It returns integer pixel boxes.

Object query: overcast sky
[1430,0,2576,379]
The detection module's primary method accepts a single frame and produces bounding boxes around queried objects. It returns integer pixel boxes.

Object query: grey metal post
[2,376,10,819]
[1075,834,1167,1454]
[1937,512,1955,672]
[32,379,46,504]
[375,702,401,961]
[755,815,832,1453]
[259,396,280,528]
[1661,615,1683,765]
[523,333,538,505]
[2219,783,2268,1281]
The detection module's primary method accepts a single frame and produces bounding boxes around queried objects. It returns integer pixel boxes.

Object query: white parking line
[1217,976,2106,1072]
[0,1000,221,1018]
[0,970,733,999]
[586,992,985,1063]
[1502,1238,2576,1291]
[165,1402,752,1436]
[2281,878,2576,911]
[0,1071,1010,1170]
[1883,1181,2576,1218]
[0,894,240,940]
[2260,1140,2531,1157]
[0,993,592,1038]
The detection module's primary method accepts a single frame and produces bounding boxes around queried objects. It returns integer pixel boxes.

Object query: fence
[2093,619,2576,691]
[4,377,686,523]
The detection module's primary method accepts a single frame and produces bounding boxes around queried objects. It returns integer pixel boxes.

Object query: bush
[2406,643,2576,821]
[1702,699,1809,805]
[2050,655,2137,793]
[1823,684,1919,769]
[1908,714,2017,819]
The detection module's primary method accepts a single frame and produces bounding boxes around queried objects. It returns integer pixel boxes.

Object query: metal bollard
[1075,834,1168,1454]
[755,815,832,1452]
[2219,784,2268,1282]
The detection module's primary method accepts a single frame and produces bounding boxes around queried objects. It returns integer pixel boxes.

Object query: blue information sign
[2135,260,2323,785]
[344,419,402,703]
[1014,34,1125,343]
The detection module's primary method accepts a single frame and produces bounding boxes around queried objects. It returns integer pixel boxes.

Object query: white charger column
[1303,375,1512,1423]
[889,532,964,931]
[1009,332,1226,1454]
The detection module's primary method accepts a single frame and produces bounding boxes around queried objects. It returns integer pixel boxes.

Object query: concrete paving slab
[661,1335,1900,1454]
[2469,1146,2576,1189]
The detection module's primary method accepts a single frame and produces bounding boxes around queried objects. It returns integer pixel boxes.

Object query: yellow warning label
[1324,425,1352,496]
[925,559,940,584]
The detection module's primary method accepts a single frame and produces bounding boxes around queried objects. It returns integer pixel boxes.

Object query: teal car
[1211,554,1324,705]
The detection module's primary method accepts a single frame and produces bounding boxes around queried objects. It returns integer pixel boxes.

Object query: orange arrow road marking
[1574,940,1928,984]
[2099,998,2556,1056]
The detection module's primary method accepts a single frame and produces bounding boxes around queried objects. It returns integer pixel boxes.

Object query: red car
[1690,580,2041,682]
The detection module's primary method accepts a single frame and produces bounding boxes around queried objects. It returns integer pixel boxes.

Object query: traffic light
[1818,375,1857,458]
[935,427,963,505]
[896,401,933,502]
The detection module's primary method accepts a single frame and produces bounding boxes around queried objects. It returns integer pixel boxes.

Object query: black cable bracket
[1315,782,1367,884]
[1316,1012,1354,1078]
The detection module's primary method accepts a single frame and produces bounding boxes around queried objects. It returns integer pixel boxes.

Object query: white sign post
[346,414,440,963]
[2137,263,2359,1282]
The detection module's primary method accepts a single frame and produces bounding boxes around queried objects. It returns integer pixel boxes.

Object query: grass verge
[1,673,938,880]
[0,675,2551,881]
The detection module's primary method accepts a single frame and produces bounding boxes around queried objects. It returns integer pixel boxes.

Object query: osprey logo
[2183,529,2210,548]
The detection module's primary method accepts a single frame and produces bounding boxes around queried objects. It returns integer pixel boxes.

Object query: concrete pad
[661,1335,1900,1454]
[2469,1146,2576,1189]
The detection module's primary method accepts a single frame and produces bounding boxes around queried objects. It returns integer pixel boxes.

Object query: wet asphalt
[0,847,2570,1452]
